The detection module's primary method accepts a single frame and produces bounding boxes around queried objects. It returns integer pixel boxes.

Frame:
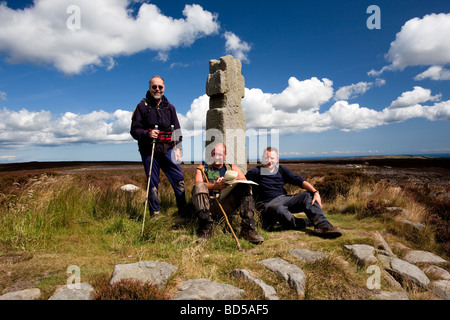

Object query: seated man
[191,142,264,244]
[245,147,342,238]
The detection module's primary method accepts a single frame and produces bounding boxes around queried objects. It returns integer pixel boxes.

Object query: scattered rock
[370,290,409,300]
[374,231,396,257]
[120,184,140,192]
[386,207,409,217]
[289,249,328,263]
[173,278,245,300]
[343,244,378,265]
[432,280,450,300]
[231,269,278,300]
[259,258,306,298]
[48,283,94,300]
[378,255,430,289]
[109,261,178,290]
[0,288,41,300]
[403,250,447,266]
[395,217,425,232]
[422,265,450,280]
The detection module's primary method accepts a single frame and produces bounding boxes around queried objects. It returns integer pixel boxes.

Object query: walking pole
[142,125,158,236]
[197,166,242,251]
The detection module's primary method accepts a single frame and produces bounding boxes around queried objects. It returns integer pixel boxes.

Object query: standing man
[246,147,342,238]
[131,75,186,217]
[191,142,264,244]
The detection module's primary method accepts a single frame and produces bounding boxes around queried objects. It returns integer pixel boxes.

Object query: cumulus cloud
[388,86,441,109]
[0,107,133,148]
[334,79,385,100]
[270,77,334,112]
[224,31,251,63]
[0,0,219,74]
[414,66,450,81]
[2,79,450,149]
[369,13,450,77]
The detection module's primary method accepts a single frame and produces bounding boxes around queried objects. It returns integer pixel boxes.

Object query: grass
[0,163,448,300]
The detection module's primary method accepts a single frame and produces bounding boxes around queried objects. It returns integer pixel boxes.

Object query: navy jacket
[130,91,182,153]
[245,165,306,203]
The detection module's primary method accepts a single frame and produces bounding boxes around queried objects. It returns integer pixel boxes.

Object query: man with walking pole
[131,76,187,232]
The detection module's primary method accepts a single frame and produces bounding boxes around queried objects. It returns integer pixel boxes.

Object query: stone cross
[205,55,247,173]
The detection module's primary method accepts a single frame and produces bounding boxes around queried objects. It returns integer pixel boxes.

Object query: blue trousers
[141,148,186,213]
[262,192,329,229]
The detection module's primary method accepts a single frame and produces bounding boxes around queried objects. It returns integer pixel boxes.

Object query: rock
[173,278,245,300]
[259,258,306,298]
[48,283,94,300]
[231,269,278,300]
[289,249,328,263]
[422,265,450,280]
[395,217,425,232]
[205,55,247,172]
[386,207,409,217]
[120,184,140,192]
[343,244,378,265]
[370,291,409,300]
[0,288,41,300]
[432,280,450,300]
[403,250,447,266]
[378,255,430,289]
[374,231,396,257]
[109,261,178,290]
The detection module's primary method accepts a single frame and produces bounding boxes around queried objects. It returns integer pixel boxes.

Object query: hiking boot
[313,223,342,238]
[197,223,213,242]
[240,229,264,244]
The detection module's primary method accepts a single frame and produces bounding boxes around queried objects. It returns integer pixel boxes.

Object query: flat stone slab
[109,261,178,290]
[231,269,278,300]
[0,288,41,300]
[432,280,450,300]
[343,244,378,265]
[370,291,409,300]
[403,250,447,266]
[378,255,430,289]
[48,283,94,300]
[173,278,245,300]
[289,249,328,263]
[422,265,450,280]
[259,258,306,298]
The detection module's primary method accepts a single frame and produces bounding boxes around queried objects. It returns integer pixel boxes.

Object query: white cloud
[224,31,251,63]
[370,13,450,76]
[0,91,6,101]
[0,107,133,148]
[0,0,219,74]
[334,79,385,100]
[270,77,334,112]
[1,80,449,150]
[388,86,441,109]
[414,66,450,81]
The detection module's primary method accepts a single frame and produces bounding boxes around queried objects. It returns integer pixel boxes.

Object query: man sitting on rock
[245,146,342,238]
[191,142,264,244]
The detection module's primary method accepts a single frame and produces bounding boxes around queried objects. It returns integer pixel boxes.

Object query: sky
[0,0,449,164]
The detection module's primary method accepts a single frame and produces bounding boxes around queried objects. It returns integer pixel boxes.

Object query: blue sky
[0,0,449,163]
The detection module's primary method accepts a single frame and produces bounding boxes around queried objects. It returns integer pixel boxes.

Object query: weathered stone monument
[205,55,247,172]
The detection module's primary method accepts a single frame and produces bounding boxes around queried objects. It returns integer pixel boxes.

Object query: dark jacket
[245,165,306,203]
[130,91,182,153]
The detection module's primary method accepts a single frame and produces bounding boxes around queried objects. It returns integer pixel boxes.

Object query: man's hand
[174,148,182,163]
[149,129,159,139]
[312,192,322,208]
[214,177,228,190]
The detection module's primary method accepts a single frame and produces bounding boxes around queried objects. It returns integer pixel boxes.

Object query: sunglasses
[151,85,164,90]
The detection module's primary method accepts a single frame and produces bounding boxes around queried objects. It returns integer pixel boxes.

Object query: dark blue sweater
[245,165,306,203]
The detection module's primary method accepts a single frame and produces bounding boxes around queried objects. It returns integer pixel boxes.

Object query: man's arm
[231,164,247,180]
[195,165,227,191]
[302,180,322,208]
